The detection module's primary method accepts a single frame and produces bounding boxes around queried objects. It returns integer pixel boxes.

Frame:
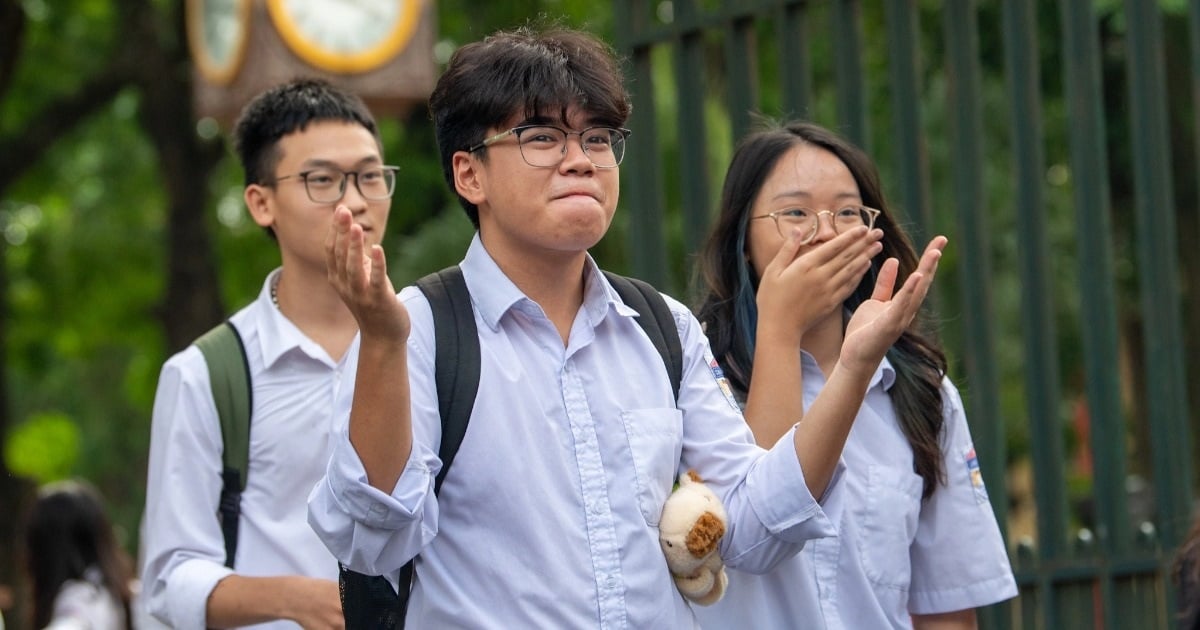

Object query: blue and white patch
[964,444,989,505]
[704,348,741,412]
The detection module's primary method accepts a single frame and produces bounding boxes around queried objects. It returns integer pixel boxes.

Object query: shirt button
[606,576,617,588]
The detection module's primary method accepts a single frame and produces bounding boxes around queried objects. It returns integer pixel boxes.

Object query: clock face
[267,0,424,74]
[186,0,251,85]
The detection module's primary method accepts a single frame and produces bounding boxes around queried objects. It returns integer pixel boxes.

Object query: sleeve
[907,377,1018,614]
[669,302,840,575]
[306,288,443,577]
[139,348,235,630]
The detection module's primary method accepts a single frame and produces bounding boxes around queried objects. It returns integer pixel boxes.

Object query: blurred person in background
[23,479,132,630]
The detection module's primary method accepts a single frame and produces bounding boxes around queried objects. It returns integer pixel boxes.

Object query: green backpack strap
[602,271,683,403]
[194,320,252,570]
[339,265,481,630]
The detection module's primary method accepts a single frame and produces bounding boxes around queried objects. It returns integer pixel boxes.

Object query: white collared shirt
[696,355,1018,629]
[308,235,842,629]
[45,568,126,630]
[141,269,353,629]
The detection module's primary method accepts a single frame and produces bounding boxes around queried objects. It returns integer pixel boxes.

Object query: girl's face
[745,143,863,278]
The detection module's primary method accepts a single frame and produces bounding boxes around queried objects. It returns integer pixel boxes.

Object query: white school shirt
[308,235,844,629]
[141,268,351,630]
[695,355,1017,629]
[45,568,126,630]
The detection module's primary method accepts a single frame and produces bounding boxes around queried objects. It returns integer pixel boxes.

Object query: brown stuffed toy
[658,469,728,605]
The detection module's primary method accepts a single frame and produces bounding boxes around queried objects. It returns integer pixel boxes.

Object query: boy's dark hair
[428,26,631,227]
[234,78,380,188]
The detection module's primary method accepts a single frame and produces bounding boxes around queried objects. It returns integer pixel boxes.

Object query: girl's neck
[800,309,845,378]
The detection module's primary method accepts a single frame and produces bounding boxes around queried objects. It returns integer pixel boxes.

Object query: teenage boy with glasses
[142,78,392,629]
[311,26,940,627]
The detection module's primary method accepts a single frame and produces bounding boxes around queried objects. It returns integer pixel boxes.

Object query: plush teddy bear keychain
[658,469,728,606]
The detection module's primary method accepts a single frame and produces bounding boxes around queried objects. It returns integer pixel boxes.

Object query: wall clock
[266,0,424,74]
[187,0,252,86]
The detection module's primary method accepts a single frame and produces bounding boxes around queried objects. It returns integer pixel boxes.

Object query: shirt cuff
[164,558,232,630]
[909,572,1019,614]
[746,426,838,544]
[325,429,434,529]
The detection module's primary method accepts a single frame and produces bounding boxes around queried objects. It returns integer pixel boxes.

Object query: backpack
[197,266,683,628]
[194,321,252,569]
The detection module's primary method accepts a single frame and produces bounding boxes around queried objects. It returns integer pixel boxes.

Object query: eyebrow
[517,114,609,129]
[300,156,382,170]
[769,190,860,204]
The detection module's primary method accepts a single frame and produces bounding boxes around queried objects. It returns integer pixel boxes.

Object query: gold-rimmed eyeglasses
[466,125,631,168]
[271,166,399,204]
[751,206,881,243]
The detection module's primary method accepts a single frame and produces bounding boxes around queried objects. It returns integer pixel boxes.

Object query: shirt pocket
[621,408,683,526]
[855,463,923,591]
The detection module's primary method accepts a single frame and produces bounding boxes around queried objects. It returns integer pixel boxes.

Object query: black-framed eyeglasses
[465,125,631,168]
[271,165,399,203]
[751,206,881,243]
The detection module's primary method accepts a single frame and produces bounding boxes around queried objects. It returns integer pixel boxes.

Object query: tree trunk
[130,2,225,351]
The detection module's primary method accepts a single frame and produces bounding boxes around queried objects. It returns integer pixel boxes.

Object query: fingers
[898,236,947,299]
[889,236,946,318]
[767,226,806,275]
[871,258,900,302]
[369,244,388,288]
[329,205,370,283]
[918,235,948,276]
[799,226,878,268]
[327,206,353,280]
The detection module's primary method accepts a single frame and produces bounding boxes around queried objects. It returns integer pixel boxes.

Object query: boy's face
[455,106,620,264]
[246,120,391,274]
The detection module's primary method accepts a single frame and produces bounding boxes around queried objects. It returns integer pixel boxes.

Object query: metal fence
[611,1,1198,628]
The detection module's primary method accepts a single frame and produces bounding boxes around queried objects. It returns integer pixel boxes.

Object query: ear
[452,150,487,206]
[244,184,275,229]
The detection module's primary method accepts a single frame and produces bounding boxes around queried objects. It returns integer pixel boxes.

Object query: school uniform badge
[704,349,741,411]
[964,444,989,505]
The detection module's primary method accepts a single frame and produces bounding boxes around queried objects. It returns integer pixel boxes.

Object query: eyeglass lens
[304,168,397,203]
[515,126,626,168]
[776,207,878,240]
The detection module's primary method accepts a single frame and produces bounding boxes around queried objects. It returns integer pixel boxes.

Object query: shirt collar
[253,268,327,368]
[459,233,617,331]
[799,349,896,392]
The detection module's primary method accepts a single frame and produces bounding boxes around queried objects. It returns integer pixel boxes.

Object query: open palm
[840,236,946,373]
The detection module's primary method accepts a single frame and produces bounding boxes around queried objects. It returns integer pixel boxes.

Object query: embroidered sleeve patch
[704,349,742,412]
[964,444,990,505]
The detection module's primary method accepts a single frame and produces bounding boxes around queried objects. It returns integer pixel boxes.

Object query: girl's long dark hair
[24,479,133,629]
[695,121,949,499]
[1174,516,1200,627]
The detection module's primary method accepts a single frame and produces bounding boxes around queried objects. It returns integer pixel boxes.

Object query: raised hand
[839,236,947,373]
[326,205,409,342]
[755,225,884,344]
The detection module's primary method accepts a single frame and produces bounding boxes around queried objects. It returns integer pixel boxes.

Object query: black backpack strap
[340,265,480,630]
[418,266,481,494]
[194,321,252,570]
[602,271,684,402]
